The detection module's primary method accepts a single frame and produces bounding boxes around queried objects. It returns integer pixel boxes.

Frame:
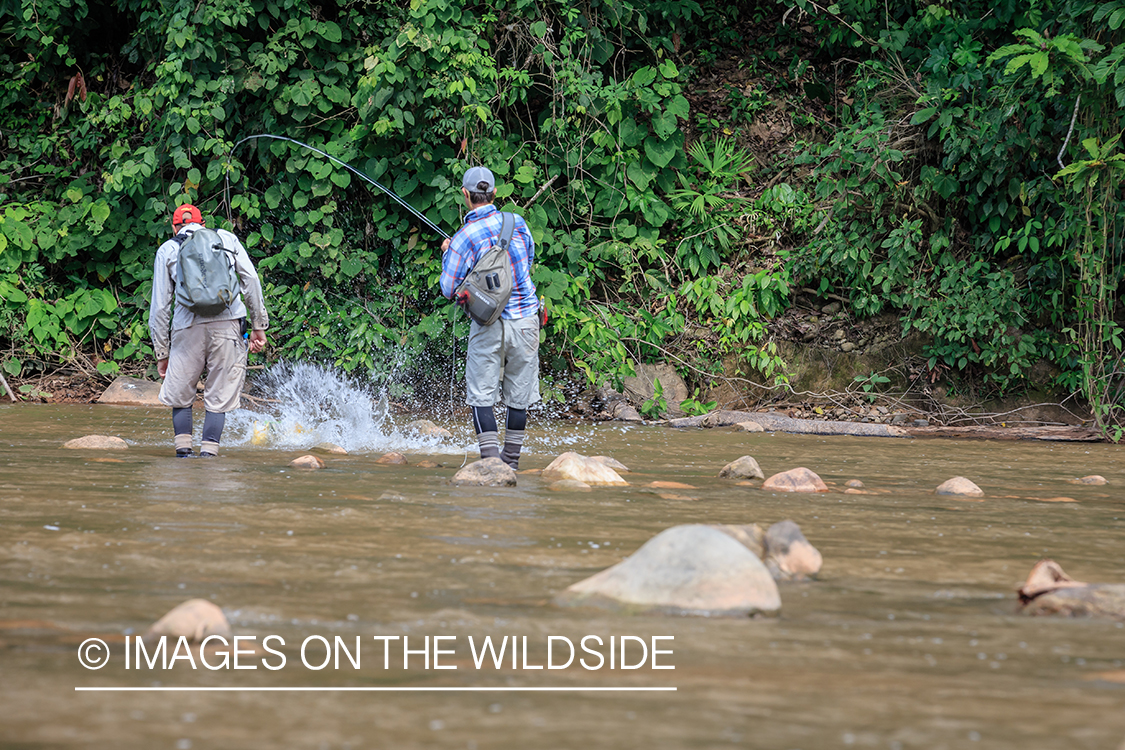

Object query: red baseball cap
[172,204,204,226]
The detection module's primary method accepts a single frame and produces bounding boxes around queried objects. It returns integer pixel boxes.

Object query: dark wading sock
[501,408,527,469]
[472,406,500,459]
[200,411,225,456]
[172,408,193,455]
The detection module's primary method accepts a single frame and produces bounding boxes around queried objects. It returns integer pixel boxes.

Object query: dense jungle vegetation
[1,0,1123,432]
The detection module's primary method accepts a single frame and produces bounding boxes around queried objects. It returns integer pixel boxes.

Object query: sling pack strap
[454,212,516,326]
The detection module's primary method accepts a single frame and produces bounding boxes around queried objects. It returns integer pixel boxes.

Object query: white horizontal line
[76,686,676,692]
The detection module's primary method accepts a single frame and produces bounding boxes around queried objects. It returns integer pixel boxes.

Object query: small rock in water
[734,421,764,433]
[1071,475,1107,485]
[761,467,828,493]
[375,452,408,465]
[845,479,865,488]
[405,419,454,440]
[541,452,627,486]
[590,455,630,472]
[145,599,231,643]
[414,460,439,468]
[648,481,696,489]
[313,442,347,454]
[718,456,765,480]
[452,457,516,487]
[63,435,128,450]
[378,491,407,502]
[611,403,644,422]
[290,455,325,469]
[935,476,983,497]
[548,479,592,492]
[763,520,823,580]
[555,524,780,617]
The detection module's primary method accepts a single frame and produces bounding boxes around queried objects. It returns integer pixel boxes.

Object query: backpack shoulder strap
[171,231,190,246]
[497,212,515,250]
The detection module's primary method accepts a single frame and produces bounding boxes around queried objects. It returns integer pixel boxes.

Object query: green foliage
[679,389,718,416]
[639,377,667,419]
[853,371,891,403]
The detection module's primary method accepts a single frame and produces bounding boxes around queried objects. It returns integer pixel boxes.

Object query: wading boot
[500,429,524,470]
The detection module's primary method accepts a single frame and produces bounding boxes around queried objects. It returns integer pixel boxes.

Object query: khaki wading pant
[158,319,247,412]
[465,314,540,410]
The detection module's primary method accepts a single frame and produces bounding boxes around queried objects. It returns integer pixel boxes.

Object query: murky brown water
[2,403,1124,749]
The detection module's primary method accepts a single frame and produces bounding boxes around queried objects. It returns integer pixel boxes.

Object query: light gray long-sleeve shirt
[148,223,270,360]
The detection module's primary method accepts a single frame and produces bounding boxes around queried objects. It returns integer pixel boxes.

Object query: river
[1,401,1123,748]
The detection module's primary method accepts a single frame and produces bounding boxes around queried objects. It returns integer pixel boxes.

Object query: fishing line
[224,134,450,240]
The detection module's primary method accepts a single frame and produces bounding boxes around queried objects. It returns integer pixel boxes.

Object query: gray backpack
[455,212,515,326]
[173,228,241,317]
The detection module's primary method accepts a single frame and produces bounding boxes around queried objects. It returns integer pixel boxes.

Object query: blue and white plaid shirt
[440,205,538,320]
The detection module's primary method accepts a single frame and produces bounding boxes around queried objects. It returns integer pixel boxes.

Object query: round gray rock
[555,524,781,617]
[452,457,517,487]
[719,455,765,480]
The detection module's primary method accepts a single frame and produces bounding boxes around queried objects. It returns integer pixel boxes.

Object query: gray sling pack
[173,228,241,317]
[455,212,515,326]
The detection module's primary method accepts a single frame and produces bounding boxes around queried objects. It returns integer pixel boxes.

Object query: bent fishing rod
[224,133,450,240]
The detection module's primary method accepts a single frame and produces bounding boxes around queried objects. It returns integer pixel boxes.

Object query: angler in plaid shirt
[440,166,540,469]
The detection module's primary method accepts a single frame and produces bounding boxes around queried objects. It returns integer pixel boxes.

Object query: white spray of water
[223,362,471,454]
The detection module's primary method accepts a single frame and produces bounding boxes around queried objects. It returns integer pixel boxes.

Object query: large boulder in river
[935,476,983,497]
[1018,559,1125,619]
[719,455,765,480]
[541,452,627,486]
[761,467,828,493]
[144,599,231,643]
[63,435,128,450]
[591,455,630,472]
[97,376,163,406]
[555,524,781,617]
[452,457,516,487]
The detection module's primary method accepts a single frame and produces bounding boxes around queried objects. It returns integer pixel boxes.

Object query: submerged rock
[548,479,592,492]
[845,479,865,489]
[556,524,780,617]
[405,419,454,440]
[145,599,231,643]
[718,455,765,480]
[935,476,983,497]
[290,455,325,469]
[1071,475,1107,485]
[63,435,128,450]
[97,376,163,406]
[1018,559,1125,619]
[761,467,828,493]
[452,457,516,487]
[763,520,823,580]
[375,451,408,465]
[313,442,347,454]
[541,452,627,486]
[590,455,630,472]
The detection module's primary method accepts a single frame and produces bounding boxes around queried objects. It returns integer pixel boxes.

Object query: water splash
[224,362,469,454]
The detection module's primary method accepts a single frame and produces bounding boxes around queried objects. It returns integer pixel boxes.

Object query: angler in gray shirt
[149,204,270,457]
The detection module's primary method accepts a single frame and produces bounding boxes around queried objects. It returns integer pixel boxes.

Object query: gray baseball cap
[462,166,496,191]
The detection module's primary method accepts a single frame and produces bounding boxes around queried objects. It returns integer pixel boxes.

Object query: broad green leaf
[644,136,676,168]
